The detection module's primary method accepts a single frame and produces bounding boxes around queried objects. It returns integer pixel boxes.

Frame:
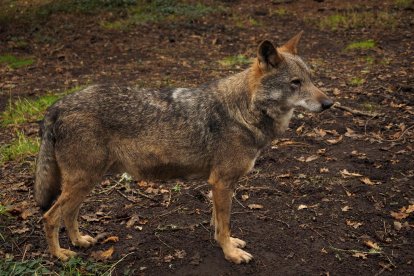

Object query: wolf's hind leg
[60,173,98,248]
[43,194,77,261]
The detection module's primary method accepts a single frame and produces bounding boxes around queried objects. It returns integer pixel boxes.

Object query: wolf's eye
[290,79,302,88]
[291,79,301,86]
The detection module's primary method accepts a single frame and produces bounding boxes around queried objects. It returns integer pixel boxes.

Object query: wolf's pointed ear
[279,31,303,55]
[257,40,282,71]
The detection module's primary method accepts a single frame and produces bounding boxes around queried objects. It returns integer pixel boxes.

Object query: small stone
[394,221,402,231]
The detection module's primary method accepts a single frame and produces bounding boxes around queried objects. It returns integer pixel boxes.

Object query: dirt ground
[1,0,413,275]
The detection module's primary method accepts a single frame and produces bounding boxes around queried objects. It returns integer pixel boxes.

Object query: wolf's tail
[34,111,61,211]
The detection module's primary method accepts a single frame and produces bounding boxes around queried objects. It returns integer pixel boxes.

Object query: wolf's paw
[72,235,96,248]
[224,247,253,264]
[55,248,77,261]
[230,237,246,248]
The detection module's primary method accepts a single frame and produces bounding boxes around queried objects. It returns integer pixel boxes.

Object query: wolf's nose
[321,99,333,110]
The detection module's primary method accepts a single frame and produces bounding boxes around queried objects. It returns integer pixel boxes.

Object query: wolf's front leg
[211,180,252,264]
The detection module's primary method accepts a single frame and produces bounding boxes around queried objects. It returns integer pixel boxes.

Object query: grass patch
[0,205,9,216]
[0,256,112,275]
[0,258,51,275]
[219,54,251,67]
[0,131,40,164]
[309,10,398,30]
[394,0,413,8]
[273,7,288,16]
[102,0,218,28]
[361,102,378,112]
[349,77,365,86]
[346,39,376,51]
[2,85,84,126]
[0,54,34,69]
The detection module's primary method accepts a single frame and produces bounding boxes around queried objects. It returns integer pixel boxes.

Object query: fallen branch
[333,102,382,117]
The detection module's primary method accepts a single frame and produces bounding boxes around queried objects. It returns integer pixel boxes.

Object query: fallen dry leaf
[402,204,414,214]
[277,173,291,178]
[314,128,327,137]
[326,135,343,145]
[364,240,381,251]
[320,167,329,173]
[174,249,186,259]
[248,204,263,210]
[90,246,114,261]
[360,177,375,185]
[164,254,174,263]
[345,127,360,138]
[241,194,249,201]
[296,124,305,134]
[341,206,351,212]
[340,169,362,178]
[12,227,30,234]
[352,252,368,259]
[298,204,308,210]
[346,220,363,229]
[126,214,139,228]
[390,204,414,220]
[393,221,402,231]
[102,236,119,244]
[296,155,319,162]
[391,211,409,220]
[81,214,100,222]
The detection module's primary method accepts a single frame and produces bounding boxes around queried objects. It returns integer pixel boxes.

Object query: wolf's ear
[257,40,282,71]
[279,31,303,55]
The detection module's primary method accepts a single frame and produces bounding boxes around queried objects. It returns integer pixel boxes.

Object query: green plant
[394,0,413,8]
[349,77,365,86]
[0,54,34,69]
[0,131,40,164]
[273,7,288,16]
[172,183,181,193]
[219,54,251,67]
[0,258,51,275]
[101,0,218,28]
[361,102,378,112]
[309,11,397,30]
[346,39,376,50]
[0,205,8,216]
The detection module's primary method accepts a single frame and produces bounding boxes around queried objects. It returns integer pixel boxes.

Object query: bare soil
[1,0,413,275]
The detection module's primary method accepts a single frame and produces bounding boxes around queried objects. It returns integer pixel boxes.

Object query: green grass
[364,56,375,64]
[2,85,84,126]
[101,0,218,28]
[0,131,40,164]
[349,77,365,86]
[0,205,8,216]
[361,102,378,112]
[0,258,51,275]
[0,256,113,275]
[394,0,413,8]
[309,11,398,30]
[0,54,34,69]
[273,7,288,16]
[219,54,251,67]
[346,39,376,51]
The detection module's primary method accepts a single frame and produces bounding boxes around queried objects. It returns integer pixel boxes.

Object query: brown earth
[1,0,413,275]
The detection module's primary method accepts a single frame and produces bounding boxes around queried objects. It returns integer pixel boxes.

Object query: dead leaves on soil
[390,204,414,220]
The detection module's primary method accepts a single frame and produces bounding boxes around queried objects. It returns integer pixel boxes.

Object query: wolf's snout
[321,99,333,110]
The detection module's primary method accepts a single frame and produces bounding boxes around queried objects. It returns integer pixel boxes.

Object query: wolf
[34,32,333,264]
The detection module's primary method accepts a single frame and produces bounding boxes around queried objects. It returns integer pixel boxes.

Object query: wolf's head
[249,32,333,113]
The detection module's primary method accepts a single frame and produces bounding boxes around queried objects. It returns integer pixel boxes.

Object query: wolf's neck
[214,69,293,144]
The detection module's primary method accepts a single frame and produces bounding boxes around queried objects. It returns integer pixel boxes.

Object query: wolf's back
[34,107,61,211]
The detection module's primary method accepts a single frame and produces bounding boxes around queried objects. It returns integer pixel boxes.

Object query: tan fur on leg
[210,179,253,264]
